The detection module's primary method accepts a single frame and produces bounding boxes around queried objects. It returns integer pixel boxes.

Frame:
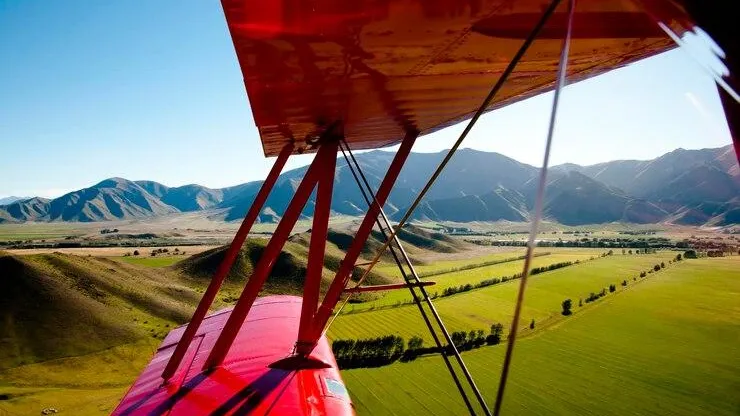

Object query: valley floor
[0,245,737,415]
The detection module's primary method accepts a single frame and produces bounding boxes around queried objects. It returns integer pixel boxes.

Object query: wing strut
[204,139,340,369]
[161,141,294,382]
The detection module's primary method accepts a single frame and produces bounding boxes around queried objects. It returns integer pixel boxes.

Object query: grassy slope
[329,252,678,342]
[0,250,205,414]
[341,257,740,415]
[0,253,141,369]
[0,251,202,369]
[116,255,185,268]
[0,341,160,414]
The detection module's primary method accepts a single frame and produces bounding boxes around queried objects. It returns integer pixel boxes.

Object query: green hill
[0,251,200,369]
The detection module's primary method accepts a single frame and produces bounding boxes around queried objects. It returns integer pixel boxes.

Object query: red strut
[312,131,418,341]
[296,141,338,355]
[161,142,293,381]
[203,142,337,369]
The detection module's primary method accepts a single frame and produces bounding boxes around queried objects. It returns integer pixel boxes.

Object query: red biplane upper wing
[221,0,691,156]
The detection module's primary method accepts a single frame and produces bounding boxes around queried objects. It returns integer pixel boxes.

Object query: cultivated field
[330,251,679,341]
[359,248,608,310]
[340,257,740,415]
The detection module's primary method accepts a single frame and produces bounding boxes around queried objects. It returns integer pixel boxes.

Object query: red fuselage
[113,296,354,415]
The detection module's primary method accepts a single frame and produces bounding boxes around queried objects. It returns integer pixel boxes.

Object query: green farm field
[329,251,679,341]
[353,248,608,310]
[340,256,740,415]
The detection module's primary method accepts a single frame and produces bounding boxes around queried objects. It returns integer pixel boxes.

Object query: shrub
[653,264,661,272]
[408,336,423,350]
[684,250,697,259]
[675,253,682,261]
[133,250,140,256]
[585,289,607,303]
[660,262,665,268]
[471,330,486,348]
[450,331,467,349]
[561,299,573,316]
[529,319,535,329]
[621,280,627,287]
[609,284,616,293]
[640,271,647,278]
[487,323,504,345]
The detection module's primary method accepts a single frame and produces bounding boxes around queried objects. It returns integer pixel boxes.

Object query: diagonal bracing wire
[334,140,479,414]
[347,0,564,313]
[493,0,577,414]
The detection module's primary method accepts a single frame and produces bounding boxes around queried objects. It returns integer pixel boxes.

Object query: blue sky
[0,1,733,199]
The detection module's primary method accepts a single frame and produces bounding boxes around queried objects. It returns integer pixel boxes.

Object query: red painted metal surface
[112,296,354,415]
[220,0,689,156]
[205,143,339,369]
[297,141,338,355]
[162,142,294,382]
[313,131,417,340]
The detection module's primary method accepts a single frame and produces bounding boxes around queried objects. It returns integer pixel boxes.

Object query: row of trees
[468,238,675,249]
[417,252,550,278]
[332,336,405,369]
[441,261,575,297]
[562,258,676,315]
[332,322,508,369]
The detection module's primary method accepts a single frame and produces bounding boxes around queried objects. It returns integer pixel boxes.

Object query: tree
[472,330,486,347]
[529,319,535,329]
[609,284,616,293]
[133,250,140,256]
[628,249,633,255]
[487,323,504,345]
[653,264,661,272]
[561,299,573,316]
[621,280,627,287]
[660,262,665,268]
[675,253,682,261]
[451,331,467,349]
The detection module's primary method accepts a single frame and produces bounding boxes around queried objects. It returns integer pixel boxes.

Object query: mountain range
[1,145,738,226]
[0,196,27,205]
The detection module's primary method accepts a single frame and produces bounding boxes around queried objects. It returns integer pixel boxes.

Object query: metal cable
[349,0,564,300]
[492,0,576,414]
[339,139,492,415]
[333,141,476,414]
